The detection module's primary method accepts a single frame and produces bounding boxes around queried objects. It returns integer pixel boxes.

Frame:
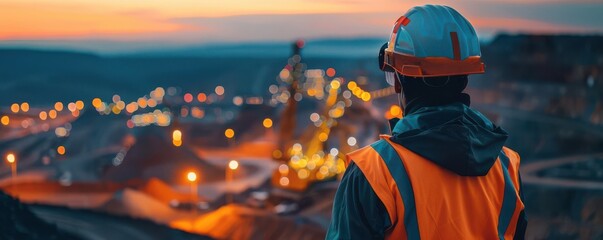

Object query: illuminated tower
[278,39,305,161]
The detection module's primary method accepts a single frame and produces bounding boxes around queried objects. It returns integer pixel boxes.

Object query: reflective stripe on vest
[498,150,520,240]
[371,140,421,240]
[347,136,524,239]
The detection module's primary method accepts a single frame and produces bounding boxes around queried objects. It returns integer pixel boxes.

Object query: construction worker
[327,5,527,240]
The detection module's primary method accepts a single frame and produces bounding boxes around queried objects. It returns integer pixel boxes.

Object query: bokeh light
[233,96,244,106]
[279,177,290,186]
[187,171,197,182]
[68,102,77,112]
[39,111,48,120]
[228,160,239,170]
[172,130,182,147]
[57,146,66,155]
[20,102,29,112]
[10,103,19,113]
[263,118,273,128]
[48,110,57,119]
[347,137,357,146]
[1,116,9,125]
[224,128,235,139]
[215,86,225,96]
[326,68,336,77]
[75,100,84,110]
[6,153,15,163]
[197,93,207,103]
[92,98,102,109]
[183,93,193,103]
[54,102,64,111]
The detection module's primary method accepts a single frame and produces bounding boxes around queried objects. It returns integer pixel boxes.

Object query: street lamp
[5,153,16,183]
[262,118,273,138]
[186,170,198,230]
[187,171,198,215]
[228,160,239,171]
[224,128,235,146]
[226,160,238,204]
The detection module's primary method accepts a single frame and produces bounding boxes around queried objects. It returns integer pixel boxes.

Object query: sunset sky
[0,0,601,47]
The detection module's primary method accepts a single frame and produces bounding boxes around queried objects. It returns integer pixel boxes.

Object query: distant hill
[133,38,384,58]
[0,45,382,107]
[0,38,385,57]
[1,34,602,107]
[479,34,603,85]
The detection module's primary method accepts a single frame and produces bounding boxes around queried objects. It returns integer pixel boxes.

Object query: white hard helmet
[379,4,485,85]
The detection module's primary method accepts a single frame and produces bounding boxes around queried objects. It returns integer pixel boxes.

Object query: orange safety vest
[346,135,524,240]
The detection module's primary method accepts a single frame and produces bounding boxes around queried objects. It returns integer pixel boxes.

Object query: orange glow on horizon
[0,0,373,40]
[0,1,595,41]
[0,2,184,40]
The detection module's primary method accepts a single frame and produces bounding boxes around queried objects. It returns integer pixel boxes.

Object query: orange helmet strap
[394,73,402,93]
[396,73,405,118]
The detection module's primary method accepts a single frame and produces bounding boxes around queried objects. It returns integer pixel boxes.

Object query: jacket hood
[389,101,508,176]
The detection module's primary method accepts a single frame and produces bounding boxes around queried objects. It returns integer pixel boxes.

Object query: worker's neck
[403,93,470,116]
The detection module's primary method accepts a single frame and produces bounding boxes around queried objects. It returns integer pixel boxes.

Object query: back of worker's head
[399,74,468,104]
[378,5,483,113]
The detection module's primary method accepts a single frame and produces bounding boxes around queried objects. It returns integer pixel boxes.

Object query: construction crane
[271,40,347,191]
[276,40,305,161]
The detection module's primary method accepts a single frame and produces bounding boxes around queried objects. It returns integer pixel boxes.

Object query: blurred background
[1,1,602,239]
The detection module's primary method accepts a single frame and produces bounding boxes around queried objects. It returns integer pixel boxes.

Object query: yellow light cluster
[96,97,155,115]
[347,81,371,102]
[130,110,172,127]
[97,87,164,115]
[278,143,346,186]
[300,69,332,102]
